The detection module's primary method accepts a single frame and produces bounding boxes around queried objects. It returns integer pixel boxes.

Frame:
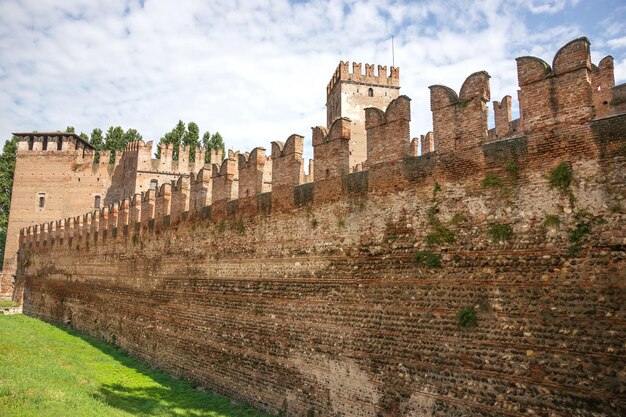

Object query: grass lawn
[0,315,271,417]
[0,301,19,307]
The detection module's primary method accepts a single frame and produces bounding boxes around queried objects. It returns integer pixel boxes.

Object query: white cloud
[0,0,623,159]
[523,0,567,14]
[608,36,626,49]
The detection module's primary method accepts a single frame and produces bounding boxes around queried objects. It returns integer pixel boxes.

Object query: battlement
[326,61,400,96]
[14,38,626,267]
[14,132,93,155]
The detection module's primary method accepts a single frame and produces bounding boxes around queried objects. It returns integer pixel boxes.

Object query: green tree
[122,128,142,144]
[0,137,18,269]
[104,126,125,163]
[183,122,200,161]
[89,129,104,163]
[203,131,225,164]
[65,126,75,133]
[156,120,194,161]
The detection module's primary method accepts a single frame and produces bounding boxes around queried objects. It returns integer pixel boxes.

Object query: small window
[38,194,45,208]
[94,196,101,209]
[368,88,373,97]
[150,179,158,190]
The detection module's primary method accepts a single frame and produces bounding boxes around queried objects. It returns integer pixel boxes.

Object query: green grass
[0,301,19,307]
[0,315,270,417]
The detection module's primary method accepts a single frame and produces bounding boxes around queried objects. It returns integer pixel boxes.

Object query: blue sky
[0,0,624,157]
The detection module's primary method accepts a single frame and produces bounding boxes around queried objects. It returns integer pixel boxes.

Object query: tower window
[368,88,374,97]
[150,179,158,190]
[38,193,45,208]
[94,196,101,208]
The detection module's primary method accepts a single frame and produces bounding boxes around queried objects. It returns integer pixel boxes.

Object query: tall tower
[326,61,400,168]
[0,132,116,293]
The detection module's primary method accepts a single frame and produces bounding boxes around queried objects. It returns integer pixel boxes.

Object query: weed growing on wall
[451,213,468,225]
[426,223,456,246]
[488,223,513,242]
[481,174,504,188]
[424,183,457,247]
[505,161,519,181]
[232,217,245,235]
[549,162,573,193]
[414,251,442,268]
[457,307,478,328]
[568,221,591,256]
[543,214,561,230]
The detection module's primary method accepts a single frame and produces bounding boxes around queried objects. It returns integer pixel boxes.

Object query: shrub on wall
[481,174,503,188]
[543,214,561,230]
[487,223,513,242]
[414,251,442,268]
[549,162,573,193]
[457,306,478,328]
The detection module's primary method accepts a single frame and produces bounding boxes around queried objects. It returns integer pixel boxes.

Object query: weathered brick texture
[7,38,626,417]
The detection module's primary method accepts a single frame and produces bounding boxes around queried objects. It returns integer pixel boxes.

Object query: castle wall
[9,39,626,416]
[18,115,625,415]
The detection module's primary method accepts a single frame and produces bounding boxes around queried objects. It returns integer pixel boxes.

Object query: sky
[0,0,625,159]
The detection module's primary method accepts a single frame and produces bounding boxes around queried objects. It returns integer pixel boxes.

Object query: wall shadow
[49,322,268,417]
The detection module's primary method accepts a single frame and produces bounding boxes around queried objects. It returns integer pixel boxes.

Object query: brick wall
[11,38,626,416]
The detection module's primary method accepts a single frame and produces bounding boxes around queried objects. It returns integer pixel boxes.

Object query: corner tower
[326,61,400,168]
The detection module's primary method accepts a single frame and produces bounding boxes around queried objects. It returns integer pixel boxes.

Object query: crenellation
[129,194,142,226]
[153,183,172,231]
[140,189,155,231]
[493,95,513,139]
[170,176,190,224]
[271,134,305,211]
[5,37,626,417]
[238,147,269,199]
[190,169,212,217]
[365,95,411,165]
[312,117,351,181]
[409,137,419,156]
[420,131,434,155]
[211,156,239,219]
[429,71,490,153]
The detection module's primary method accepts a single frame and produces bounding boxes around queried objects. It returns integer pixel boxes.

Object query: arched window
[94,196,101,209]
[150,179,158,190]
[38,193,45,208]
[368,88,374,97]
